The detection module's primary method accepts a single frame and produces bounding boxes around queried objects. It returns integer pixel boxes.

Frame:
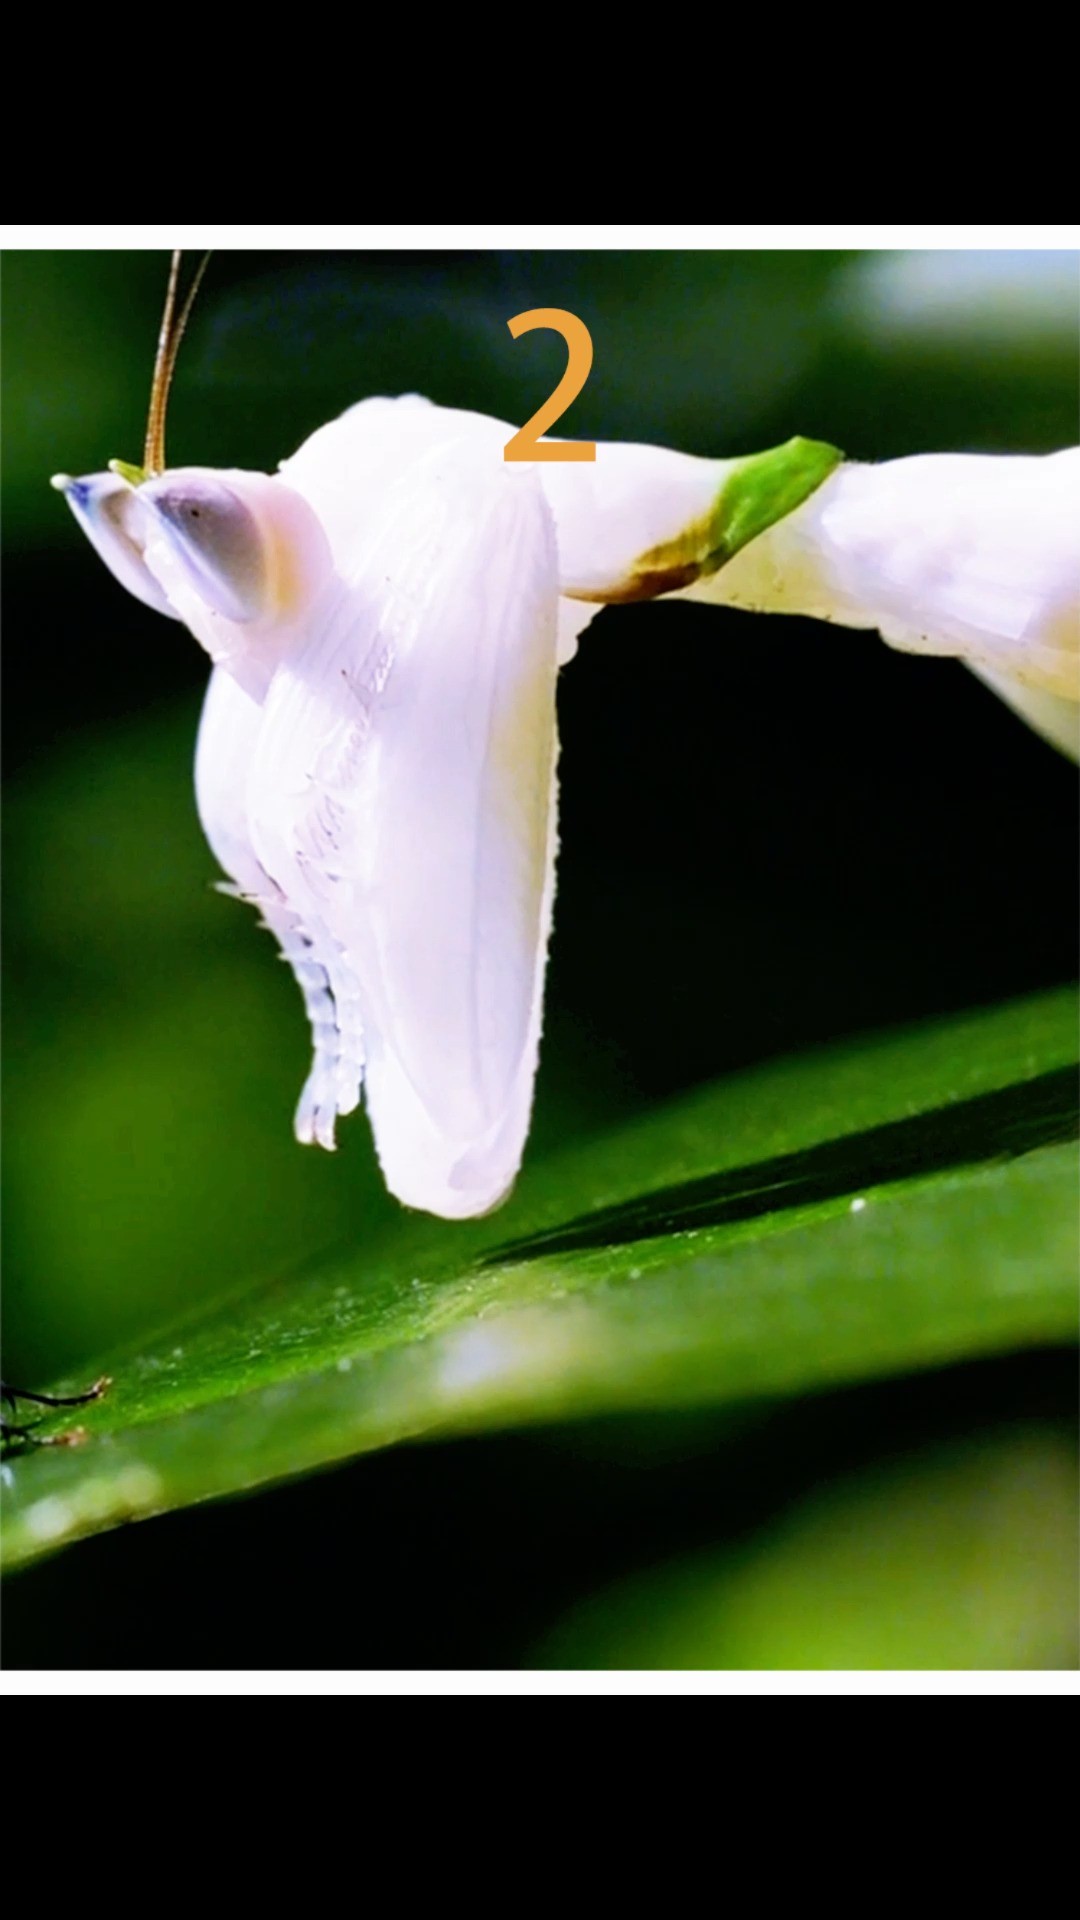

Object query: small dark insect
[1,1377,110,1450]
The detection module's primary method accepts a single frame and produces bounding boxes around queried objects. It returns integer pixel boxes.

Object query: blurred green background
[2,247,1077,1670]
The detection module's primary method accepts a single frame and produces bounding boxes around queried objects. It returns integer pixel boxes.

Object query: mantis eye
[139,472,274,623]
[50,470,177,618]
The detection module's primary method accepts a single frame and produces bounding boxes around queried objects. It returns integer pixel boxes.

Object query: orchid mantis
[54,257,1080,1220]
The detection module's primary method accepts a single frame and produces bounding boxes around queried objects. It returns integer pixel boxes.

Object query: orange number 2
[503,309,597,463]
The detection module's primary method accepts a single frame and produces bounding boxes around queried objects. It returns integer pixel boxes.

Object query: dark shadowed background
[2,247,1077,1669]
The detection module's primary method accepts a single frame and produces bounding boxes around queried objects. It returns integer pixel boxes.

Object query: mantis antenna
[142,249,212,477]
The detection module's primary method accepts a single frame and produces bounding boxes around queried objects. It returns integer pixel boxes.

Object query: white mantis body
[54,262,1080,1219]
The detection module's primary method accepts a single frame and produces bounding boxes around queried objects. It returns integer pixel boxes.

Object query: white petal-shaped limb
[241,445,561,1217]
[281,395,598,665]
[685,448,1080,750]
[194,664,364,1147]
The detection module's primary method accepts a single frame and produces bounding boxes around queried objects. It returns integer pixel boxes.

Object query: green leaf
[3,985,1076,1573]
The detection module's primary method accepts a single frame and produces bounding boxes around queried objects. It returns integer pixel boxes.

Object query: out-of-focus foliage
[2,247,1077,1666]
[533,1425,1079,1670]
